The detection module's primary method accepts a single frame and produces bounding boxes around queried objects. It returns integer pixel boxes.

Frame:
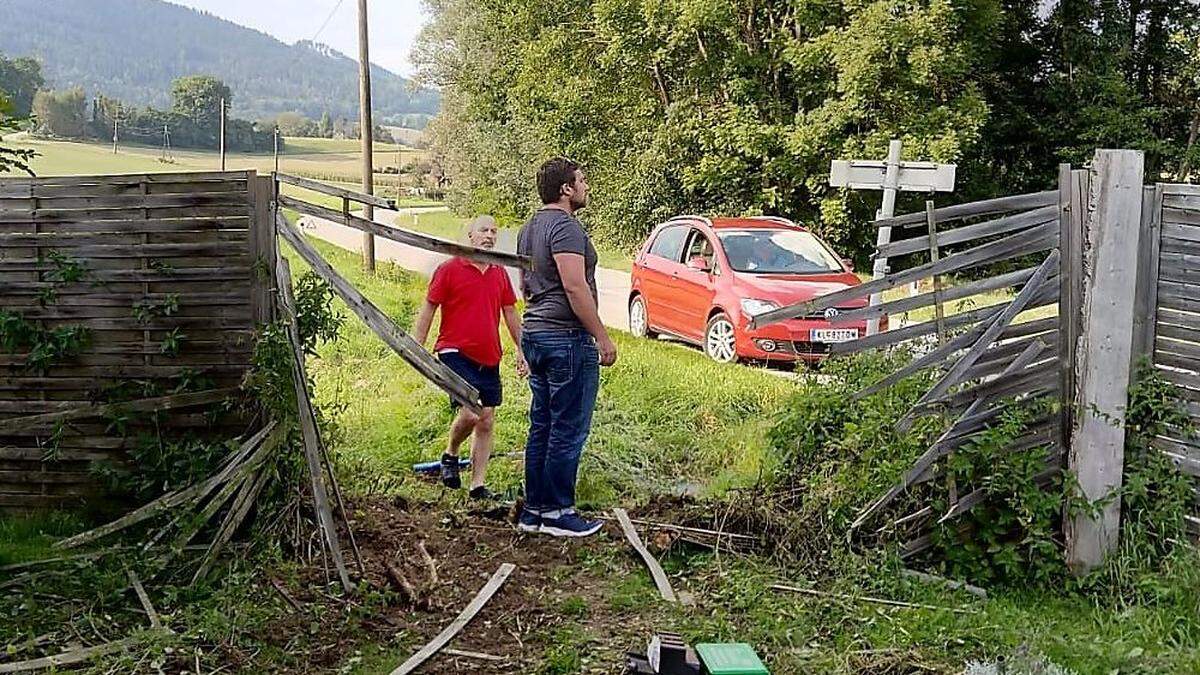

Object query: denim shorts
[438,351,503,408]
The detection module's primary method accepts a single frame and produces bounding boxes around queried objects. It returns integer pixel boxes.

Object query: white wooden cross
[829,140,957,335]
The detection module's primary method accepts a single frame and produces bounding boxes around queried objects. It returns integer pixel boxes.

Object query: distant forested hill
[0,0,438,124]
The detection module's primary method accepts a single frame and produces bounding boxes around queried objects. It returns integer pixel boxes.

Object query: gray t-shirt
[517,208,598,332]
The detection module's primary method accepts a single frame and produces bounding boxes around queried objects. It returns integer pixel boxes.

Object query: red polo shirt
[427,257,517,367]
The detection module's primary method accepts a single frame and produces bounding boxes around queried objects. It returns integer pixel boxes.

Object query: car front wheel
[704,312,738,363]
[628,295,657,339]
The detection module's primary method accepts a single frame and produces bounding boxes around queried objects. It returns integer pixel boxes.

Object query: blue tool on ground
[412,458,471,474]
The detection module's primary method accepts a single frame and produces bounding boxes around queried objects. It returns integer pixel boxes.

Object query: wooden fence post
[249,173,277,326]
[1065,149,1145,575]
[1130,184,1163,370]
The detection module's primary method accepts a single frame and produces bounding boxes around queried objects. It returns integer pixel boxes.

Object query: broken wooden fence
[750,159,1078,566]
[0,170,273,510]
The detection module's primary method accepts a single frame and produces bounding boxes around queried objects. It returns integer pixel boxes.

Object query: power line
[311,0,346,42]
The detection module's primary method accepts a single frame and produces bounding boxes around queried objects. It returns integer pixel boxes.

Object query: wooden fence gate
[753,149,1199,574]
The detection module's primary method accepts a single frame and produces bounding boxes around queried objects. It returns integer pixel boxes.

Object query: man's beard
[570,194,588,211]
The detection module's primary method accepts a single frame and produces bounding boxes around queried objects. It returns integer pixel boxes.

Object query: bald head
[467,215,498,250]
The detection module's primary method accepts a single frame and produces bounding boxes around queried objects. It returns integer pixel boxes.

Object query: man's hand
[598,335,618,367]
[515,354,530,378]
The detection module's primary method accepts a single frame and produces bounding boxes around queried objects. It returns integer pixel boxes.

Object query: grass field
[0,134,424,184]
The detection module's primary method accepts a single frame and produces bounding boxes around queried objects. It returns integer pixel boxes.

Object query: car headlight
[740,299,779,317]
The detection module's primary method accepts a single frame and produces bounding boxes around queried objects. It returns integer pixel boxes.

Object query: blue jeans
[521,330,600,511]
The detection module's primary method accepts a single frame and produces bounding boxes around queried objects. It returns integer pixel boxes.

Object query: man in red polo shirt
[413,215,526,499]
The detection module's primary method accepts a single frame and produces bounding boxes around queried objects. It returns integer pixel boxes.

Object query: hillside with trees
[0,0,438,125]
[417,0,1200,260]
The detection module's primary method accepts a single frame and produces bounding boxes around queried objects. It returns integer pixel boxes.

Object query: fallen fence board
[613,507,679,603]
[388,563,516,675]
[831,266,1038,326]
[276,172,396,210]
[0,389,235,434]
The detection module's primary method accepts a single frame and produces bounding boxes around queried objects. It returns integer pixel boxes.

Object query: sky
[167,0,428,77]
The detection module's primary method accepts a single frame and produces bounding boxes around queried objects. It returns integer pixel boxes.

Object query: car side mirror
[841,257,855,272]
[687,256,711,272]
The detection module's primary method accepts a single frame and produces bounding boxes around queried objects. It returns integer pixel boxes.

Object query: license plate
[810,328,859,343]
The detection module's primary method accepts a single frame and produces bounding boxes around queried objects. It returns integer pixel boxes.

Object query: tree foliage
[31,88,86,138]
[418,0,1200,259]
[0,53,42,117]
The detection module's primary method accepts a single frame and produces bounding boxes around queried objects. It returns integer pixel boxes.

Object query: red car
[628,215,879,363]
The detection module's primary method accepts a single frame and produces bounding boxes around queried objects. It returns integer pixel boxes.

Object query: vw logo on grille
[823,307,840,320]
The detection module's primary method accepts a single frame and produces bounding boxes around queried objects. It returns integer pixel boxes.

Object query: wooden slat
[0,230,248,247]
[0,179,246,200]
[877,205,1057,258]
[1158,307,1200,332]
[0,217,249,234]
[279,195,530,269]
[750,221,1058,328]
[0,171,249,187]
[1162,221,1200,243]
[1155,352,1200,375]
[1162,206,1200,225]
[612,507,678,603]
[830,265,1038,326]
[276,173,396,210]
[0,205,250,223]
[387,563,516,675]
[0,389,236,434]
[872,191,1057,229]
[0,192,248,212]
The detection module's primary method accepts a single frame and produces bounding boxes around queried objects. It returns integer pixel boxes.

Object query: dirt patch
[250,497,679,673]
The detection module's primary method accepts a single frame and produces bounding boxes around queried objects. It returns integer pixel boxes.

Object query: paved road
[299,209,632,331]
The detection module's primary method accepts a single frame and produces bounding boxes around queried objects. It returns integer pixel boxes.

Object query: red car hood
[735,273,868,308]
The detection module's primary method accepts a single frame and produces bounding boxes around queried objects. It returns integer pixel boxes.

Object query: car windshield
[716,229,842,274]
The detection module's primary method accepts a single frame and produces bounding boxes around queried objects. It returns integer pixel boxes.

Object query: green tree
[31,88,86,138]
[0,94,35,174]
[319,110,332,138]
[0,54,43,117]
[170,75,231,131]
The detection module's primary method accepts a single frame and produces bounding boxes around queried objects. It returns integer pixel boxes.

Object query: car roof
[664,215,808,232]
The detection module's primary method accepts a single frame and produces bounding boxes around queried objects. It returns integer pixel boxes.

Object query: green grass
[1,134,424,183]
[290,236,793,503]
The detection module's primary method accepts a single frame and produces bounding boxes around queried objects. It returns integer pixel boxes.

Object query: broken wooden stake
[277,255,354,593]
[0,637,140,673]
[443,648,507,663]
[900,569,987,600]
[126,569,162,629]
[388,562,516,675]
[612,507,683,604]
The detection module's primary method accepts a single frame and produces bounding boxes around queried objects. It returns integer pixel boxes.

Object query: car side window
[648,225,688,262]
[683,229,718,273]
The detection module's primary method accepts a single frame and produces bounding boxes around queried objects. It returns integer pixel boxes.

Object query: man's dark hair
[536,157,581,205]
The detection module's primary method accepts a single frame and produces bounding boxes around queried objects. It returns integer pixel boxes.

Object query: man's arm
[553,252,617,366]
[501,305,528,376]
[412,300,438,349]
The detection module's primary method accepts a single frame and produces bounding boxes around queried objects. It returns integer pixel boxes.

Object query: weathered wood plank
[750,221,1058,329]
[276,255,353,593]
[612,507,678,603]
[1066,149,1145,576]
[387,563,516,675]
[0,192,248,212]
[1131,185,1162,374]
[276,173,395,210]
[0,171,249,187]
[250,174,275,326]
[0,389,236,434]
[872,191,1057,229]
[1158,307,1200,332]
[1161,221,1200,244]
[0,217,249,235]
[877,205,1057,258]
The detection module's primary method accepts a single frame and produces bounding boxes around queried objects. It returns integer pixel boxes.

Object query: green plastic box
[695,643,769,675]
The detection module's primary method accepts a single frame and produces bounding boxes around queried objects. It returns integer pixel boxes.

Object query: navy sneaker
[540,511,603,538]
[440,454,461,489]
[517,509,542,533]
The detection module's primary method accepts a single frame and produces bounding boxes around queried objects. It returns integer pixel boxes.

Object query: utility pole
[111,111,118,154]
[218,97,226,171]
[357,0,376,272]
[273,125,280,174]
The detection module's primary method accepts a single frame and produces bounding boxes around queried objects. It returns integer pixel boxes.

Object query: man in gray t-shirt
[515,157,617,539]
